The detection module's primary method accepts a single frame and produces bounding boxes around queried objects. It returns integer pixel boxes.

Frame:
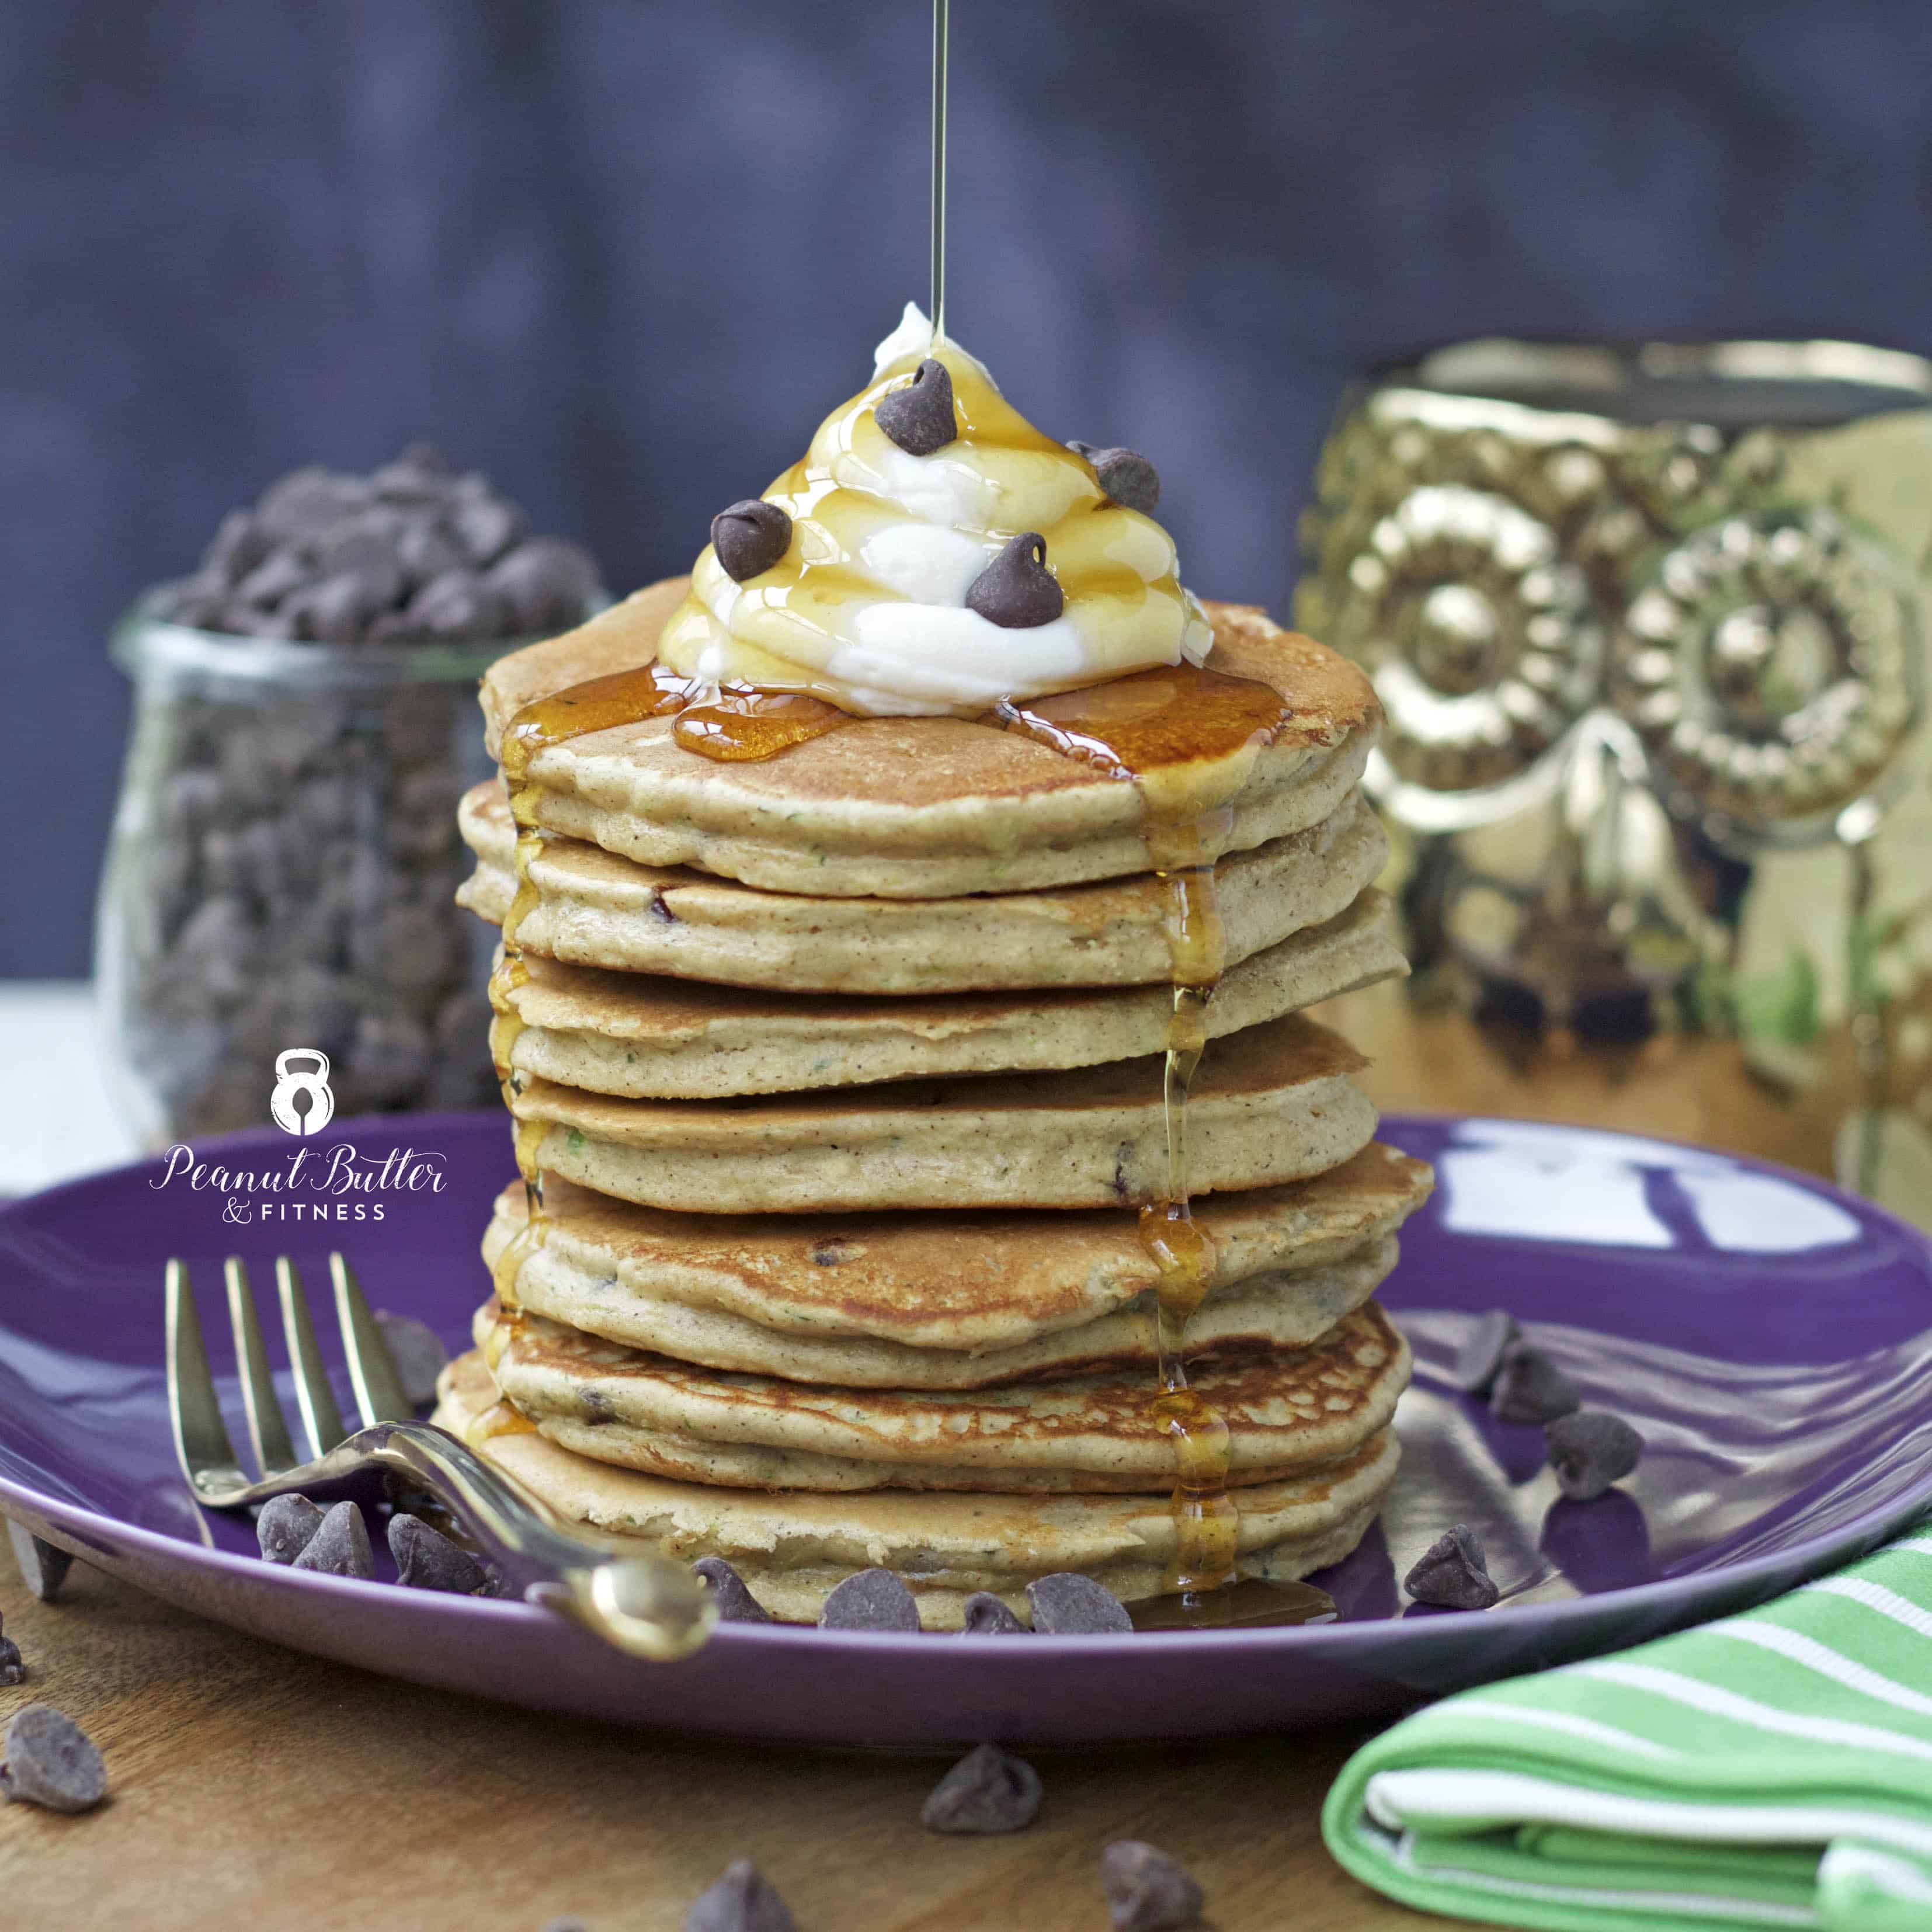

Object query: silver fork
[165,1249,715,1661]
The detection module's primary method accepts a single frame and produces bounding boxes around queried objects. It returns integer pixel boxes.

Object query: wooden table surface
[8,982,1832,1932]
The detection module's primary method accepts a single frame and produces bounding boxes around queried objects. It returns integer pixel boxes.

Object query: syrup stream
[930,0,949,342]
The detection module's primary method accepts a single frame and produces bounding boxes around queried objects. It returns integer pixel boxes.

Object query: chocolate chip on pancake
[710,500,793,583]
[966,533,1064,629]
[1069,441,1161,515]
[874,357,956,455]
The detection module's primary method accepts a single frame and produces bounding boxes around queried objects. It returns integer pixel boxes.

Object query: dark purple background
[10,0,1932,974]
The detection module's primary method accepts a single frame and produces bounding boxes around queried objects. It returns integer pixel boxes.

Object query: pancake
[478,582,1381,899]
[435,1351,1401,1624]
[475,1298,1408,1493]
[489,1182,1398,1385]
[456,781,1389,996]
[507,1012,1376,1212]
[484,1144,1432,1354]
[487,888,1404,1099]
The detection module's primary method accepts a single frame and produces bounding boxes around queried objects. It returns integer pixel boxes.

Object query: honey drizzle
[489,651,1333,1614]
[999,661,1296,1605]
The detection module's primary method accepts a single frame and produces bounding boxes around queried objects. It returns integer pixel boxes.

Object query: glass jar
[96,607,524,1144]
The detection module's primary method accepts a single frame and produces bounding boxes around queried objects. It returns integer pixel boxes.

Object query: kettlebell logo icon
[270,1049,335,1138]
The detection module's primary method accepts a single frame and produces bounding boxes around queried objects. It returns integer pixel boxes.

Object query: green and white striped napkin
[1323,1528,1932,1931]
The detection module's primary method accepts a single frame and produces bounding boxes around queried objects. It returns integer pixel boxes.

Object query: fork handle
[286,1419,716,1660]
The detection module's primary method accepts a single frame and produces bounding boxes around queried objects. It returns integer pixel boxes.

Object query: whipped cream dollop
[655,304,1212,715]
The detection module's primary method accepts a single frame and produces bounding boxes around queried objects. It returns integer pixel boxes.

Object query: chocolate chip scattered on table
[1,1705,107,1815]
[921,1743,1043,1834]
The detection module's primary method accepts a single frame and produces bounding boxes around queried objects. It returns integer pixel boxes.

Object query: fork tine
[223,1257,299,1476]
[274,1256,348,1458]
[329,1252,414,1427]
[165,1258,243,1486]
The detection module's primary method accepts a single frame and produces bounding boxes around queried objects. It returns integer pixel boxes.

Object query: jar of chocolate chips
[97,446,602,1141]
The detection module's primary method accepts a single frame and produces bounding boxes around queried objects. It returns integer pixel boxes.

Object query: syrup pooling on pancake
[654,304,1212,717]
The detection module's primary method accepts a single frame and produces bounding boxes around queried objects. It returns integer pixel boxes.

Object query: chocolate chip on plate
[290,1501,374,1579]
[1,1705,107,1815]
[1546,1409,1645,1502]
[1100,1840,1205,1932]
[1403,1524,1500,1611]
[256,1493,326,1566]
[388,1514,489,1594]
[6,1523,74,1604]
[818,1567,920,1632]
[710,500,793,583]
[1489,1343,1581,1424]
[0,1623,23,1687]
[1069,442,1161,516]
[694,1556,773,1625]
[684,1857,797,1932]
[959,1591,1027,1635]
[922,1742,1044,1834]
[966,533,1065,629]
[1451,1309,1521,1396]
[1026,1572,1132,1634]
[373,1311,450,1409]
[874,357,957,456]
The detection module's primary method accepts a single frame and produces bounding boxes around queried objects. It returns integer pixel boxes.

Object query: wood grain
[14,988,1707,1932]
[0,1563,1462,1931]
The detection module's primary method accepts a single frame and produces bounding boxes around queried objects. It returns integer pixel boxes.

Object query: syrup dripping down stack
[436,576,1430,1628]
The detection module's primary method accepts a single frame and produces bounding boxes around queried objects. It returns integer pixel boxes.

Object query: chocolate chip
[405,568,513,641]
[684,1857,796,1932]
[1070,442,1161,516]
[388,1514,489,1594]
[486,537,601,633]
[710,500,793,583]
[1026,1572,1132,1634]
[1490,1343,1581,1424]
[374,1312,450,1408]
[449,487,527,567]
[1100,1840,1204,1932]
[1,1705,107,1815]
[256,465,370,543]
[395,519,468,590]
[235,546,310,610]
[694,1556,773,1624]
[282,572,383,644]
[291,1501,374,1579]
[819,1568,920,1631]
[959,1592,1027,1635]
[874,357,956,456]
[965,533,1064,629]
[0,1636,23,1686]
[1546,1409,1645,1502]
[256,1494,326,1565]
[1403,1523,1499,1610]
[1451,1309,1521,1396]
[7,1524,73,1603]
[922,1742,1043,1833]
[201,509,273,586]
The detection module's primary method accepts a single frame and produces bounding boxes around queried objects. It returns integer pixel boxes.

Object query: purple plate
[3,1112,1930,1746]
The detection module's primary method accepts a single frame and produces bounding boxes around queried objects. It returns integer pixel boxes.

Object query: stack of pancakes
[437,577,1431,1626]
